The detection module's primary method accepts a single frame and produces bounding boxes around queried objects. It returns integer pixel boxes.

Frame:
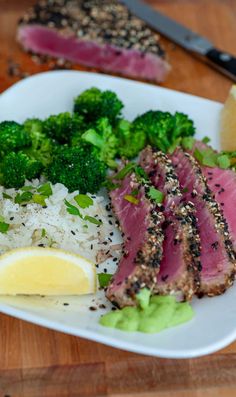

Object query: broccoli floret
[81,117,118,168]
[43,112,85,144]
[133,111,173,152]
[0,121,31,157]
[74,87,124,123]
[47,146,106,194]
[133,111,195,152]
[172,112,195,140]
[23,118,55,167]
[115,119,146,159]
[1,152,43,189]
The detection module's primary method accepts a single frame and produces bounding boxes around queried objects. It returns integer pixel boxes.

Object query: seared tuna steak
[106,171,165,307]
[191,140,236,252]
[204,167,236,251]
[140,147,201,300]
[171,148,236,297]
[18,0,170,82]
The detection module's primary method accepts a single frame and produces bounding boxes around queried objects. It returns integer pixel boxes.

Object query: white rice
[0,180,122,263]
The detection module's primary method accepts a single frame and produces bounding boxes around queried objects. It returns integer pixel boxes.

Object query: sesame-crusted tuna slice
[140,147,201,300]
[171,148,236,297]
[106,171,165,308]
[17,0,170,82]
[203,167,236,251]
[191,140,236,252]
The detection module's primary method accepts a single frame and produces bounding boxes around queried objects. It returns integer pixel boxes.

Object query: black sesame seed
[71,230,76,235]
[89,306,97,311]
[211,241,219,250]
[63,303,69,306]
[161,274,168,282]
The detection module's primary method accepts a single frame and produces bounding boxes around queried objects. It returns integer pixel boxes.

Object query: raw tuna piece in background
[106,171,165,308]
[17,0,170,82]
[140,147,201,300]
[171,148,236,297]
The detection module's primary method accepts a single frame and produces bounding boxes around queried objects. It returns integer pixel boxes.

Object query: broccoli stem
[82,129,104,149]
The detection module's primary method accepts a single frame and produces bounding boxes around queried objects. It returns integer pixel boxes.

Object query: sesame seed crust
[19,0,166,57]
[141,147,201,300]
[107,171,165,307]
[183,152,236,297]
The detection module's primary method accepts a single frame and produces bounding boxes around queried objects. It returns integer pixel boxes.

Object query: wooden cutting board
[1,1,236,396]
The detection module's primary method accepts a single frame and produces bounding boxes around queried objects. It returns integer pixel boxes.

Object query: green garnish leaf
[32,194,47,207]
[130,189,139,197]
[202,136,211,144]
[41,228,46,238]
[114,163,135,180]
[194,148,218,167]
[37,182,53,198]
[2,192,12,200]
[124,194,139,205]
[74,194,93,209]
[84,215,103,225]
[64,200,83,218]
[217,154,231,169]
[0,222,9,234]
[181,137,195,150]
[15,191,33,204]
[20,186,34,192]
[98,273,113,288]
[148,187,164,204]
[182,187,189,193]
[193,148,203,163]
[202,155,217,167]
[134,165,149,182]
[103,180,121,191]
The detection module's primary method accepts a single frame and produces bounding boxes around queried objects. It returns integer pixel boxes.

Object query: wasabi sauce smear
[100,290,194,333]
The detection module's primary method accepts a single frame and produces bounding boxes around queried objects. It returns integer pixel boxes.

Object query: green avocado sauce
[100,290,194,333]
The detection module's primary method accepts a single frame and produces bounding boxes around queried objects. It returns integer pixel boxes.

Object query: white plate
[0,70,234,359]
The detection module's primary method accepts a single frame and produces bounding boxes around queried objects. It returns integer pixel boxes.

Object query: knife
[121,0,236,81]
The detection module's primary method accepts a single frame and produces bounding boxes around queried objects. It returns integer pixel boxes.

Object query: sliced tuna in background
[171,147,236,297]
[17,0,170,82]
[140,147,201,300]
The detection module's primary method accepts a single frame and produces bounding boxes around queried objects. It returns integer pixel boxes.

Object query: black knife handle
[206,48,236,81]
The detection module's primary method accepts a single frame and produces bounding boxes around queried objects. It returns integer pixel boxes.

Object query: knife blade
[121,0,236,81]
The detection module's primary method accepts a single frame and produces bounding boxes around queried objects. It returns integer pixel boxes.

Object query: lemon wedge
[0,247,96,296]
[220,85,236,151]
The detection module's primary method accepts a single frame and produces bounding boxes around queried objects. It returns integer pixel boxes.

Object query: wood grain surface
[1,1,236,396]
